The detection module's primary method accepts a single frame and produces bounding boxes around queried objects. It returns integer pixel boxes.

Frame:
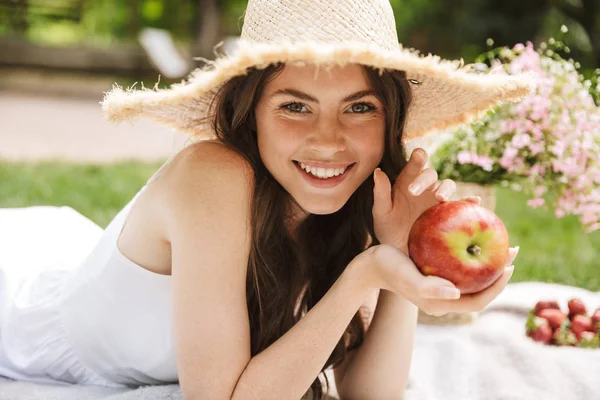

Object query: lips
[293,161,355,189]
[294,160,355,170]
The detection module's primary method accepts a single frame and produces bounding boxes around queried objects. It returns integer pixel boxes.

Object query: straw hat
[101,0,535,142]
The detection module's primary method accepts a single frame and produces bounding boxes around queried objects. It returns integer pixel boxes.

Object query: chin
[296,196,349,215]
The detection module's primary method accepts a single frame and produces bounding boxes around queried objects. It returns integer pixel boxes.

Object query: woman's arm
[336,291,418,400]
[161,143,255,400]
[230,254,372,400]
[333,240,417,400]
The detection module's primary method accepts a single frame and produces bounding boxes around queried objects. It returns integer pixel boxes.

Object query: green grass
[1,161,599,290]
[0,161,162,228]
[495,187,600,291]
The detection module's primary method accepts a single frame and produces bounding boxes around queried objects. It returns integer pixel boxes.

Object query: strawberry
[538,308,567,329]
[567,298,587,318]
[591,309,600,332]
[526,311,553,344]
[571,314,594,336]
[530,324,553,344]
[577,331,600,349]
[553,326,577,346]
[533,300,561,316]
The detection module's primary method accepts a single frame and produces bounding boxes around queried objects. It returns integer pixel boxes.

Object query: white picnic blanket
[405,281,600,400]
[1,281,598,400]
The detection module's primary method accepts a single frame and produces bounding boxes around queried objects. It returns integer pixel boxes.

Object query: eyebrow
[273,89,378,103]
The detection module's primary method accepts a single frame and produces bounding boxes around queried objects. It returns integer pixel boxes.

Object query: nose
[306,120,346,155]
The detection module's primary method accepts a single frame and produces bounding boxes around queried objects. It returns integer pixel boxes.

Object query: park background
[0,0,598,290]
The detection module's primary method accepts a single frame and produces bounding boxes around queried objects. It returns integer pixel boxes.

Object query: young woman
[0,0,531,399]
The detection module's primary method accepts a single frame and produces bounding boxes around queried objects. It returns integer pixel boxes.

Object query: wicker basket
[417,181,496,325]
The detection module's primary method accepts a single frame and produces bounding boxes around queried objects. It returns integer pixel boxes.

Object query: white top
[0,160,177,388]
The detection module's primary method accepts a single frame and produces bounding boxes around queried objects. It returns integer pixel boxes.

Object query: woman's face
[255,64,386,216]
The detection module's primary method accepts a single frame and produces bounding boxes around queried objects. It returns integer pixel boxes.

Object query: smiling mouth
[293,161,355,179]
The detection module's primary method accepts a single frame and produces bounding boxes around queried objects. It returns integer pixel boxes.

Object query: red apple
[408,200,510,294]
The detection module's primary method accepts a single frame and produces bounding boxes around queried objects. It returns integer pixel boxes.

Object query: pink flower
[439,38,600,232]
[512,133,531,148]
[509,44,542,74]
[586,223,600,233]
[456,151,494,171]
[475,155,494,171]
[490,59,506,75]
[528,141,545,156]
[527,198,545,208]
[457,150,473,165]
[529,164,546,176]
[535,186,546,197]
[551,140,567,157]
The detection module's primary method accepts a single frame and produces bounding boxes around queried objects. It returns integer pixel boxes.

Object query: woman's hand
[373,148,480,254]
[357,243,519,316]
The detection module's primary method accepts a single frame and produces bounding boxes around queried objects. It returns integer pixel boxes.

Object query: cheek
[256,115,308,172]
[347,118,386,160]
[258,116,306,150]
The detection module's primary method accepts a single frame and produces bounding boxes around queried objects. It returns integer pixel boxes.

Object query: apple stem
[467,245,481,256]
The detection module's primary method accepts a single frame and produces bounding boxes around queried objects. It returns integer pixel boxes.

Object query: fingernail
[506,265,515,278]
[439,287,461,299]
[409,184,421,195]
[515,246,520,255]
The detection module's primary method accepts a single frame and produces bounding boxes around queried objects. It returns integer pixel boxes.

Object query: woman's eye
[348,103,375,113]
[282,103,308,113]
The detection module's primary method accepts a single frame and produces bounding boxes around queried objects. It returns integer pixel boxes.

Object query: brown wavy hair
[207,63,412,399]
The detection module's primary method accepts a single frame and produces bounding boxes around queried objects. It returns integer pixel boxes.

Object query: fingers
[424,246,519,312]
[434,179,457,202]
[462,196,481,205]
[450,265,515,312]
[404,148,429,179]
[507,246,520,266]
[418,275,461,300]
[372,168,393,218]
[407,168,438,196]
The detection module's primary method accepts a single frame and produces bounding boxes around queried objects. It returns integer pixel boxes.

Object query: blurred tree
[389,0,598,68]
[552,0,600,66]
[193,0,222,60]
[1,0,598,70]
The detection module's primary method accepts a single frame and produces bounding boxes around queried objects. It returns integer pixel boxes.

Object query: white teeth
[299,162,348,179]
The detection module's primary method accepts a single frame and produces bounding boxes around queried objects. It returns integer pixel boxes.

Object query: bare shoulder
[153,140,256,240]
[162,140,255,194]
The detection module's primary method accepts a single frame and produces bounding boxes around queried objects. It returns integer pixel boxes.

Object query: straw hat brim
[101,41,535,142]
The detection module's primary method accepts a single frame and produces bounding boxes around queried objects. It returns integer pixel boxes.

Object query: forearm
[231,259,372,400]
[338,290,418,399]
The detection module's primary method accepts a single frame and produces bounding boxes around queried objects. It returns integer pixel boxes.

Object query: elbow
[338,383,407,400]
[182,385,236,400]
[183,392,234,400]
[339,393,404,400]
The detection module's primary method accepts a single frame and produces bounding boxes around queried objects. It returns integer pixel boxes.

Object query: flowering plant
[431,31,600,233]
